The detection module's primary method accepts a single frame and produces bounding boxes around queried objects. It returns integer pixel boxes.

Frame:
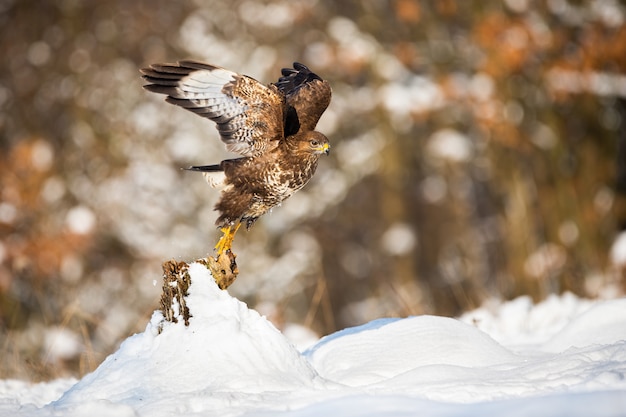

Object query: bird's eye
[310,140,319,147]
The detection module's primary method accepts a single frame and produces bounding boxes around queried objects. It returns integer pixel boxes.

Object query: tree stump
[160,252,238,327]
[160,259,192,326]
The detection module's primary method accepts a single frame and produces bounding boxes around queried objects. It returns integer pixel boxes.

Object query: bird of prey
[140,60,331,258]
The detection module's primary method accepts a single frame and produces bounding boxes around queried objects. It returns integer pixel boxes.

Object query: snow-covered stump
[50,261,322,415]
[160,252,238,326]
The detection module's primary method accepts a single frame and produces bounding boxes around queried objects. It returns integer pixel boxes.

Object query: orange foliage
[0,139,94,286]
[435,0,457,17]
[580,25,626,71]
[394,0,421,24]
[472,13,534,77]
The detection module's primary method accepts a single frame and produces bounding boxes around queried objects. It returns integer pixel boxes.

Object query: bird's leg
[204,223,241,290]
[210,223,241,289]
[214,223,242,257]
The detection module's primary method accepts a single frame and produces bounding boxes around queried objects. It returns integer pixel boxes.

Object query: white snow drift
[2,262,626,417]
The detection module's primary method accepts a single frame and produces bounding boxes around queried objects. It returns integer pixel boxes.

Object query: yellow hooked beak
[316,142,330,155]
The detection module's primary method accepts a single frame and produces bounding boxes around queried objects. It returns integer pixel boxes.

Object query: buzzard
[140,61,331,257]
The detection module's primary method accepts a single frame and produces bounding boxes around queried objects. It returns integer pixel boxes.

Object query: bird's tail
[185,164,226,188]
[186,164,222,172]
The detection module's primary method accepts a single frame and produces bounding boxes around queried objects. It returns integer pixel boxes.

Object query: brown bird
[140,61,331,257]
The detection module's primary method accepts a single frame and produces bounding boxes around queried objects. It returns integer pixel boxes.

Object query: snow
[2,263,626,417]
[426,129,473,162]
[42,327,84,364]
[610,231,626,266]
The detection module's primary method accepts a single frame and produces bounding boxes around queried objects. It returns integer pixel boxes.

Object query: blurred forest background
[2,0,626,381]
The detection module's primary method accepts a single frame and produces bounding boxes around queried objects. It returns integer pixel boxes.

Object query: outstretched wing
[274,62,332,136]
[141,60,285,157]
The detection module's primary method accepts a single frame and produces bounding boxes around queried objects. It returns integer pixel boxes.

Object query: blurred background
[2,0,626,381]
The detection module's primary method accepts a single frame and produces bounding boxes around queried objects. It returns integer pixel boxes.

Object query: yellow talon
[214,223,242,256]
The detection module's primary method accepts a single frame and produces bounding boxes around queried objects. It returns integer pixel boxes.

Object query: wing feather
[274,62,332,135]
[141,60,285,157]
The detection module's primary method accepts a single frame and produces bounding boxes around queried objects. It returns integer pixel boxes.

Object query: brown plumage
[140,60,331,255]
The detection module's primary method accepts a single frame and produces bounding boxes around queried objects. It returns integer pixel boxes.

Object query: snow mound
[51,263,321,416]
[543,298,626,352]
[18,263,625,417]
[305,316,517,386]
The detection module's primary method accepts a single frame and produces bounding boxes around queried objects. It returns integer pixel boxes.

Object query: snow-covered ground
[2,262,625,417]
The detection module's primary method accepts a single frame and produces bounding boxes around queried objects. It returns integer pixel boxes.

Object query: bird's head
[302,131,330,156]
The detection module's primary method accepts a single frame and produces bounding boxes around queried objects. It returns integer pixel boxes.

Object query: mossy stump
[160,251,238,326]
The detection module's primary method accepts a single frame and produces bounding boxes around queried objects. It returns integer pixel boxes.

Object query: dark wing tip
[275,62,323,96]
[142,83,176,94]
[292,62,313,73]
[140,63,189,96]
[139,60,221,83]
[176,60,222,71]
[140,60,224,98]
